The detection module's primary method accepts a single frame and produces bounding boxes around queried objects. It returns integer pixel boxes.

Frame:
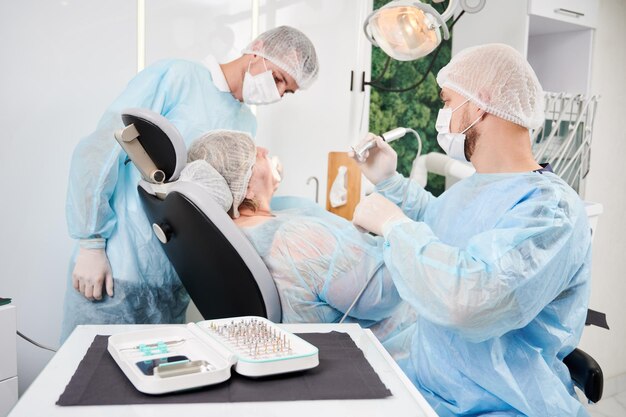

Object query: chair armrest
[564,348,603,403]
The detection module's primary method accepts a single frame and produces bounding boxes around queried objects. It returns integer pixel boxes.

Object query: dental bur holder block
[107,316,319,394]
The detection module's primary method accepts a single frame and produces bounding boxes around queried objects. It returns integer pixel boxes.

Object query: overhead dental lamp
[363,0,485,61]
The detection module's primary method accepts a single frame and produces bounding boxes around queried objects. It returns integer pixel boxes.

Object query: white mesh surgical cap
[187,130,256,218]
[178,160,233,213]
[242,26,319,90]
[436,43,545,129]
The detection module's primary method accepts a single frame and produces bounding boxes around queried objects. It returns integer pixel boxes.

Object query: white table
[8,323,437,417]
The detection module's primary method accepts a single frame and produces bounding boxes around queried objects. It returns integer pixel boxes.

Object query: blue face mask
[436,98,483,162]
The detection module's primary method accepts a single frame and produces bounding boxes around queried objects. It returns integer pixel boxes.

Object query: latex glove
[72,248,114,301]
[353,192,408,236]
[349,133,397,185]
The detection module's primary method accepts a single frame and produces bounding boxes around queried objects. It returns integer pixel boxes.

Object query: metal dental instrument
[350,126,423,212]
[352,127,421,162]
[119,338,186,353]
[154,360,215,378]
[207,318,296,359]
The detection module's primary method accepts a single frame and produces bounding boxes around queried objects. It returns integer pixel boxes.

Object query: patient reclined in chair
[182,131,416,347]
[116,108,414,361]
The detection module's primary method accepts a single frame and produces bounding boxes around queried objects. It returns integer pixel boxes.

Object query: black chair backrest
[138,182,281,321]
[116,107,281,323]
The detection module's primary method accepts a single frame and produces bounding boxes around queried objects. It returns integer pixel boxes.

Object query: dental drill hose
[341,128,423,323]
[401,128,422,211]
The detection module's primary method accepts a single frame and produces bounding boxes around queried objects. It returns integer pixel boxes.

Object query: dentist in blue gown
[352,44,592,416]
[61,26,319,341]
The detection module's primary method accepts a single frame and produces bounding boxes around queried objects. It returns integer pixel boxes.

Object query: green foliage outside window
[368,0,452,196]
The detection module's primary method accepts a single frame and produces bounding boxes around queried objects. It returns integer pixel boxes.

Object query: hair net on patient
[187,130,255,218]
[242,26,319,89]
[437,43,545,129]
[179,160,233,212]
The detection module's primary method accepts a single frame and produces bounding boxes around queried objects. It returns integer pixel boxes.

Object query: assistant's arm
[66,61,191,299]
[66,60,189,245]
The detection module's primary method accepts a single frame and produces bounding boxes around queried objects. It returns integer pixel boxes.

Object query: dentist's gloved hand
[353,193,409,237]
[72,248,114,301]
[349,133,397,185]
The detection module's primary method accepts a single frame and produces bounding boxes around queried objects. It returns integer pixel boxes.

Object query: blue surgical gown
[61,59,256,341]
[377,171,591,417]
[241,196,416,347]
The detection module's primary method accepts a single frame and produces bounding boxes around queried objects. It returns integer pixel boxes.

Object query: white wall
[578,0,626,382]
[0,1,137,395]
[144,0,253,64]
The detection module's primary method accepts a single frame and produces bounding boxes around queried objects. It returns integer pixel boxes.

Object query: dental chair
[113,108,281,323]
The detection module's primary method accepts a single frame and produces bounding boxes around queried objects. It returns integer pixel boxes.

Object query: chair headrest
[121,108,188,182]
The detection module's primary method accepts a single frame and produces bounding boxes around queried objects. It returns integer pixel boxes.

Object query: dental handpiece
[352,127,408,162]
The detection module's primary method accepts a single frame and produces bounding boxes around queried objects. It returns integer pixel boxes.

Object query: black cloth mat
[57,332,391,405]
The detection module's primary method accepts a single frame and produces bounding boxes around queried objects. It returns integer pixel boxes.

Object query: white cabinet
[0,305,17,417]
[452,0,599,94]
[528,0,598,28]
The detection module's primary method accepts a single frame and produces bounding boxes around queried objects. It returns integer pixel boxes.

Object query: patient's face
[247,147,280,199]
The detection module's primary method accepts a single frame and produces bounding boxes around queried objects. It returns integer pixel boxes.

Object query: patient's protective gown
[62,59,256,341]
[243,197,415,345]
[377,172,591,417]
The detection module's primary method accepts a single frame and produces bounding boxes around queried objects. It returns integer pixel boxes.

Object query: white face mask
[242,58,281,105]
[436,98,482,162]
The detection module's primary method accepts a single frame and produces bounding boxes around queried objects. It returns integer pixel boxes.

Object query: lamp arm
[438,0,459,22]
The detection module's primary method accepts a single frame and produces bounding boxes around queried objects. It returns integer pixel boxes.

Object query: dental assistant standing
[62,26,319,342]
[352,44,592,416]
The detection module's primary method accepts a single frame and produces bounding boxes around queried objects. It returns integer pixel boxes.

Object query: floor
[586,390,626,417]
